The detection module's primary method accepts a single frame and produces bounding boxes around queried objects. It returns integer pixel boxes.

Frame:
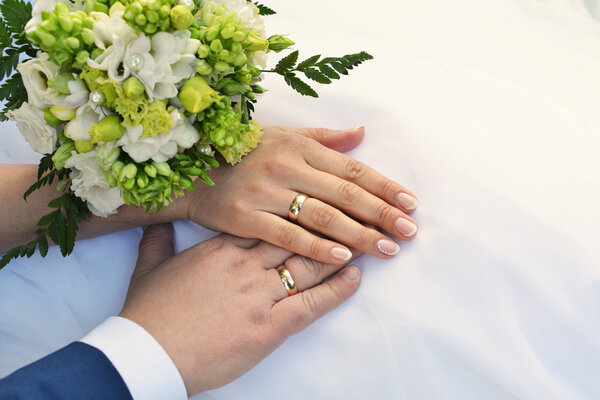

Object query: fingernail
[376,239,400,256]
[397,193,418,210]
[342,266,360,281]
[394,218,418,237]
[352,125,364,131]
[331,247,352,261]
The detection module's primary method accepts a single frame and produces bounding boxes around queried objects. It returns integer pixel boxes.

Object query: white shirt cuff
[80,316,188,400]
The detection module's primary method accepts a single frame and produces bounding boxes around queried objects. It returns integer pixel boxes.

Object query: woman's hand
[182,126,418,265]
[121,224,362,396]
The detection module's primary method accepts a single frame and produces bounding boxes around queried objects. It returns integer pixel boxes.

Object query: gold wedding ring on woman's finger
[288,193,309,222]
[277,266,299,296]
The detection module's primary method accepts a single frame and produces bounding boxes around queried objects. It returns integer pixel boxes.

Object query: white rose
[6,102,59,154]
[17,54,65,109]
[64,151,124,217]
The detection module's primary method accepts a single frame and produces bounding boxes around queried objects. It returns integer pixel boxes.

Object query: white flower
[87,12,138,82]
[118,110,199,162]
[248,50,267,69]
[25,0,59,33]
[64,151,124,217]
[6,102,59,154]
[18,54,64,108]
[123,31,198,99]
[210,0,265,35]
[64,103,110,141]
[64,80,90,109]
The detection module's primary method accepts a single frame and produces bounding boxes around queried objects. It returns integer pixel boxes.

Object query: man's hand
[120,224,362,397]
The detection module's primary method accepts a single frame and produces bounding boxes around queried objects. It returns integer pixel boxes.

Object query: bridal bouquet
[0,0,372,267]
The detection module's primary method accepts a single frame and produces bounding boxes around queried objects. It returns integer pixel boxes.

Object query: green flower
[52,141,76,170]
[26,3,98,68]
[122,76,146,99]
[89,115,126,143]
[170,5,194,30]
[80,66,119,110]
[268,35,295,52]
[141,100,173,137]
[48,73,76,94]
[179,77,221,114]
[245,32,269,52]
[50,105,76,121]
[218,120,263,164]
[116,95,149,128]
[74,140,94,153]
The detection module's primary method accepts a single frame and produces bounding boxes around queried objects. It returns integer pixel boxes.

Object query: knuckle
[378,177,396,198]
[338,181,359,205]
[297,257,324,281]
[263,157,288,176]
[302,290,321,318]
[313,204,336,228]
[246,181,263,197]
[276,224,298,247]
[324,280,344,302]
[376,203,395,226]
[343,158,367,181]
[311,127,329,142]
[278,133,302,150]
[308,237,322,259]
[352,226,372,248]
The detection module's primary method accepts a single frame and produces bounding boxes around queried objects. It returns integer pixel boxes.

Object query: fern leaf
[275,50,299,73]
[284,73,318,98]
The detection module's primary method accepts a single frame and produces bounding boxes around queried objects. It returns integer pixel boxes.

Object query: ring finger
[296,170,418,241]
[296,196,402,258]
[269,251,360,301]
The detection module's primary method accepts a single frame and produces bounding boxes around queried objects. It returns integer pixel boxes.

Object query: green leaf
[38,155,55,179]
[319,65,340,80]
[297,55,321,71]
[274,50,299,74]
[304,68,332,84]
[331,61,348,75]
[0,51,20,81]
[0,22,12,51]
[38,234,49,257]
[37,210,59,227]
[0,0,33,34]
[342,51,374,68]
[283,73,318,98]
[0,246,22,270]
[48,196,65,209]
[56,178,70,192]
[0,73,25,106]
[253,2,276,15]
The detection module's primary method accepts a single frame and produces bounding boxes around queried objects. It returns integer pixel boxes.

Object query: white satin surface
[2,1,600,398]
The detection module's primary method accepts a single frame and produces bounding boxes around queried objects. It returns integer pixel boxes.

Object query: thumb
[132,223,175,281]
[282,126,365,152]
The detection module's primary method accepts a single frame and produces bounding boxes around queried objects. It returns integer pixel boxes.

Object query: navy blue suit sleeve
[0,342,132,400]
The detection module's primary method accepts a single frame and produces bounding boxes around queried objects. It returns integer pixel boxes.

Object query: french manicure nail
[331,247,352,261]
[397,193,418,210]
[394,218,418,237]
[342,266,360,281]
[376,239,400,256]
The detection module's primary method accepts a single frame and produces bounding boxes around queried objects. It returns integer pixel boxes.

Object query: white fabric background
[2,0,600,398]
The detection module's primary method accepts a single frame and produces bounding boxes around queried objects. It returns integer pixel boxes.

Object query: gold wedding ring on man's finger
[288,193,309,222]
[277,266,299,296]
